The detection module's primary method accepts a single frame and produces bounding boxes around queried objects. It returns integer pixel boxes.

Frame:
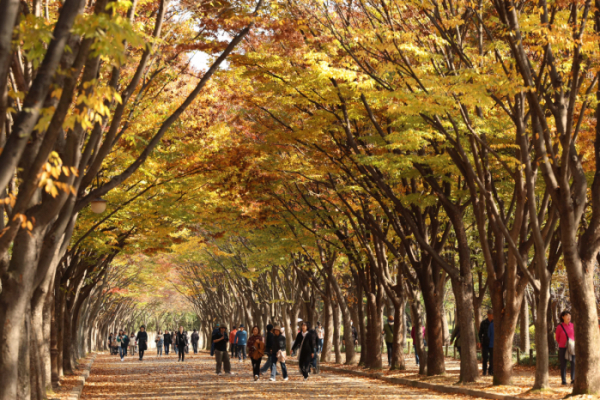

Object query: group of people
[211,321,322,382]
[382,307,577,385]
[108,326,202,362]
[109,326,148,361]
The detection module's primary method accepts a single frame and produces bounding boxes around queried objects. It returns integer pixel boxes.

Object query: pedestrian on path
[119,330,129,361]
[269,325,289,382]
[316,322,324,354]
[260,324,275,375]
[236,325,248,361]
[191,329,199,354]
[212,323,234,375]
[478,309,493,376]
[450,326,461,356]
[383,316,394,366]
[176,326,188,362]
[248,326,265,381]
[555,310,575,385]
[292,321,317,382]
[174,330,179,356]
[211,324,220,357]
[129,332,136,356]
[229,325,238,358]
[410,325,426,365]
[163,330,171,355]
[487,319,495,376]
[156,331,164,357]
[137,326,148,361]
[351,322,359,350]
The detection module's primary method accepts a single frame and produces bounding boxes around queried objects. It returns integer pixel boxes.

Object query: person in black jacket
[211,324,220,357]
[478,309,494,376]
[136,326,148,361]
[176,326,188,362]
[163,331,172,355]
[292,322,317,381]
[269,325,288,382]
[191,329,199,354]
[260,324,274,375]
[212,324,233,375]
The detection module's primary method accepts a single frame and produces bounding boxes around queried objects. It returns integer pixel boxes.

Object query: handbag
[276,349,286,362]
[560,324,575,358]
[251,340,265,360]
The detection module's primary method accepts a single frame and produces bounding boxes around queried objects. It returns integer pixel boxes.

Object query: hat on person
[216,323,220,327]
[219,323,227,329]
[239,324,244,328]
[388,315,394,321]
[272,325,281,332]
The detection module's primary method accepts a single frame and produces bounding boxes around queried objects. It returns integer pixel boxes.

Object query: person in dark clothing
[191,329,199,354]
[119,331,130,361]
[478,309,493,376]
[351,322,359,350]
[163,331,172,355]
[270,325,288,381]
[292,321,317,381]
[136,326,148,361]
[451,326,461,356]
[260,324,275,375]
[211,324,220,357]
[212,324,233,375]
[175,326,188,362]
[383,316,394,366]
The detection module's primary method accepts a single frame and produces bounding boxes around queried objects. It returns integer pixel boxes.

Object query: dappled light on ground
[82,353,477,399]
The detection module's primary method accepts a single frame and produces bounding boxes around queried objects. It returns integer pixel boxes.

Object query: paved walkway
[81,352,481,399]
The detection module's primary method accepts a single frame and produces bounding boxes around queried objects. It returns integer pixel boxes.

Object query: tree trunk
[321,282,334,362]
[520,293,530,354]
[568,257,600,395]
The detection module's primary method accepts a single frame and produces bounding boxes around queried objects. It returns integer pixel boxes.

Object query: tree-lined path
[80,353,467,399]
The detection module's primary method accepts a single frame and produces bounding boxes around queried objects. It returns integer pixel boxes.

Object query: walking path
[81,352,486,399]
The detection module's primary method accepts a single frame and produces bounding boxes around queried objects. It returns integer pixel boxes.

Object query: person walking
[487,318,495,376]
[176,326,188,362]
[163,330,171,355]
[119,330,130,361]
[108,332,113,354]
[129,332,136,356]
[212,323,234,375]
[351,322,359,350]
[248,326,265,381]
[316,322,324,354]
[555,310,575,385]
[292,321,317,382]
[229,325,238,358]
[211,324,220,357]
[269,325,289,382]
[451,326,461,356]
[260,324,275,375]
[156,331,164,357]
[191,329,199,354]
[235,325,248,362]
[111,332,119,355]
[383,316,394,366]
[174,330,179,356]
[137,326,148,361]
[410,325,426,366]
[478,309,493,376]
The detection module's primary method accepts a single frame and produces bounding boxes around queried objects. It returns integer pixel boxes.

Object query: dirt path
[81,352,484,399]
